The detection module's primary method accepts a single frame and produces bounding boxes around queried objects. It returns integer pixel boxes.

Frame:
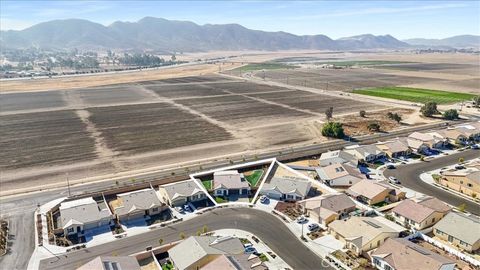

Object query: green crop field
[245,170,264,187]
[234,62,296,72]
[352,87,476,104]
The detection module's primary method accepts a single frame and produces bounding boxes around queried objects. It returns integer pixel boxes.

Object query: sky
[1,0,479,39]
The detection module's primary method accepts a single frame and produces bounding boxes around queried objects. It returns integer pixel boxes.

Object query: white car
[308,223,320,231]
[296,215,308,224]
[388,176,400,184]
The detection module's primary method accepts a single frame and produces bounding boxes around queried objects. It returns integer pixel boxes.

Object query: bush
[321,122,344,138]
[325,107,334,120]
[392,113,402,123]
[420,101,439,117]
[443,109,459,120]
[473,96,480,108]
[367,122,381,132]
[359,110,366,117]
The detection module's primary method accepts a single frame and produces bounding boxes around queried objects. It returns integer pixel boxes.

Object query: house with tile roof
[158,179,208,207]
[319,150,359,167]
[433,212,480,252]
[346,180,405,206]
[298,193,356,226]
[376,139,412,158]
[201,254,267,270]
[109,188,167,222]
[391,197,451,230]
[259,176,311,201]
[212,170,250,197]
[76,256,141,270]
[316,163,366,187]
[371,238,455,270]
[345,145,386,163]
[59,197,113,236]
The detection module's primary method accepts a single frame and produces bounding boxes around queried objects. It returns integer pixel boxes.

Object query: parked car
[183,205,192,212]
[260,195,269,204]
[388,176,401,184]
[244,247,257,254]
[175,206,185,213]
[472,144,479,150]
[386,164,395,169]
[296,215,308,224]
[308,223,320,231]
[455,165,465,170]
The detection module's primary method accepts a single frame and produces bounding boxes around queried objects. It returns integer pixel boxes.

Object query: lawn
[353,87,476,104]
[214,196,227,203]
[245,170,264,187]
[234,62,296,72]
[202,180,212,190]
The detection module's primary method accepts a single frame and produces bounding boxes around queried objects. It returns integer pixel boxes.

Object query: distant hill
[1,17,410,52]
[403,35,480,49]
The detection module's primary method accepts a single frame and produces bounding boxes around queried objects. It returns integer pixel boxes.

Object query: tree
[386,112,394,119]
[459,157,464,163]
[321,122,344,138]
[359,110,366,117]
[202,225,208,234]
[420,101,439,117]
[392,113,402,123]
[325,107,334,120]
[443,109,459,120]
[367,122,381,132]
[179,232,186,240]
[473,96,480,108]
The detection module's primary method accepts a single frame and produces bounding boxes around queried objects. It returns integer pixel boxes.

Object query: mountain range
[0,17,476,52]
[403,35,480,49]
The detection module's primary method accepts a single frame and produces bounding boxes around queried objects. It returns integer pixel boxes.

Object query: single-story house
[438,129,469,145]
[212,170,250,196]
[260,176,311,201]
[371,238,455,270]
[328,216,403,255]
[158,180,208,207]
[201,254,267,270]
[433,212,480,252]
[345,145,386,163]
[408,132,447,149]
[169,236,244,270]
[346,180,405,205]
[59,197,113,236]
[298,193,356,226]
[109,188,166,222]
[376,139,412,158]
[77,256,141,270]
[315,163,365,187]
[399,137,430,154]
[319,150,358,167]
[391,197,451,230]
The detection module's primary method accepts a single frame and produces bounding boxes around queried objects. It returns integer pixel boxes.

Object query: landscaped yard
[201,180,212,190]
[214,196,228,203]
[353,87,476,104]
[234,62,296,72]
[244,170,264,187]
[372,201,389,208]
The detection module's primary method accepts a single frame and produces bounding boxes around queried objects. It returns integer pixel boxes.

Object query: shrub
[420,101,439,117]
[473,96,480,108]
[443,109,459,120]
[367,122,381,132]
[325,107,334,120]
[359,110,366,117]
[392,113,402,123]
[321,122,344,138]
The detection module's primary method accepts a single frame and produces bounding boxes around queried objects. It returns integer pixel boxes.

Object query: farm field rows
[352,87,476,104]
[0,91,67,112]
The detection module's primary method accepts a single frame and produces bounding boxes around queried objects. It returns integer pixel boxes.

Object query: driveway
[383,149,480,215]
[39,207,333,270]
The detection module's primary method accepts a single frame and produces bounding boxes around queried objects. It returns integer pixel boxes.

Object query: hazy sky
[1,1,479,39]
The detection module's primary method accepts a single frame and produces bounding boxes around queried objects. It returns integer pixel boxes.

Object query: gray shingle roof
[434,212,480,246]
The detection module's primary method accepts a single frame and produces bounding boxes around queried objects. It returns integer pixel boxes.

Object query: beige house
[328,216,403,255]
[376,140,412,158]
[201,254,267,270]
[315,163,365,187]
[345,145,386,163]
[439,167,480,198]
[346,180,405,205]
[408,132,447,149]
[433,212,480,252]
[319,150,359,167]
[59,197,113,236]
[76,256,141,270]
[371,238,455,270]
[298,193,356,226]
[109,188,166,222]
[158,180,208,207]
[391,197,451,230]
[259,176,311,201]
[169,236,245,270]
[212,170,250,196]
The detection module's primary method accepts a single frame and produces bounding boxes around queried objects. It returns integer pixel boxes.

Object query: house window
[152,207,158,212]
[385,265,392,270]
[373,258,381,266]
[460,240,469,247]
[67,227,74,233]
[448,235,453,242]
[436,229,443,235]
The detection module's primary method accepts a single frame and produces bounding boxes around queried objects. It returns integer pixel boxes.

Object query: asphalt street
[39,208,333,270]
[384,149,480,215]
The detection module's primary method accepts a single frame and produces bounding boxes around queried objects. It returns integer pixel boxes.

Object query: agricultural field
[233,62,296,72]
[0,91,66,112]
[352,87,477,104]
[74,85,151,106]
[314,60,411,67]
[0,110,96,168]
[87,103,233,154]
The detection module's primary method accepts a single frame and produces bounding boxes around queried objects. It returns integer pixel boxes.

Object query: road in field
[384,149,480,215]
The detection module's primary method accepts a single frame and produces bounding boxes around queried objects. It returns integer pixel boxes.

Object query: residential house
[391,197,451,230]
[455,123,480,142]
[59,197,112,236]
[346,180,405,206]
[76,256,141,270]
[399,137,430,154]
[433,212,480,252]
[408,132,447,150]
[109,188,166,222]
[201,254,267,270]
[158,180,208,207]
[439,129,469,145]
[315,163,366,187]
[298,193,356,226]
[212,170,250,196]
[259,176,311,201]
[319,150,358,167]
[345,145,386,163]
[328,216,403,255]
[371,238,455,270]
[439,167,480,198]
[376,140,412,158]
[168,236,244,270]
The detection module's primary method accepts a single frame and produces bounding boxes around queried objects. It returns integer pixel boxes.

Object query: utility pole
[66,172,71,197]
